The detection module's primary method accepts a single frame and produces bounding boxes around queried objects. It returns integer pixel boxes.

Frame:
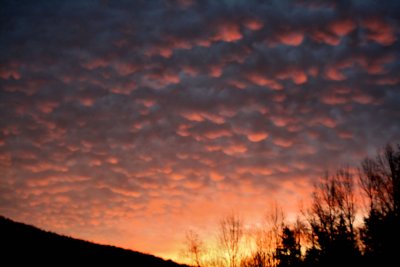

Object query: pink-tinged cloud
[106,157,119,165]
[228,79,247,89]
[37,101,59,114]
[247,132,269,142]
[329,19,356,36]
[273,138,294,148]
[209,65,223,77]
[0,69,21,80]
[307,67,319,77]
[203,128,232,139]
[83,59,108,70]
[324,67,346,81]
[195,39,212,47]
[352,92,374,105]
[143,72,180,88]
[236,165,273,176]
[113,62,138,76]
[363,18,397,46]
[365,64,385,75]
[270,115,295,128]
[89,159,102,167]
[277,31,304,46]
[376,77,399,85]
[272,93,286,103]
[247,73,283,90]
[338,131,353,139]
[168,37,192,50]
[321,93,348,105]
[213,22,243,42]
[182,112,204,122]
[359,54,396,75]
[312,117,338,128]
[277,69,308,85]
[0,61,22,80]
[209,171,225,181]
[183,179,204,189]
[181,112,225,124]
[244,18,264,31]
[223,143,248,155]
[176,124,191,137]
[145,46,173,58]
[169,172,186,181]
[311,30,341,46]
[79,97,96,106]
[202,113,225,124]
[182,65,198,77]
[321,87,351,105]
[23,162,69,173]
[138,99,156,108]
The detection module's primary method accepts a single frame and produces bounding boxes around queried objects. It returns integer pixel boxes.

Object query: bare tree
[359,144,400,265]
[293,216,308,253]
[359,144,400,216]
[183,230,204,267]
[219,213,243,267]
[305,167,360,266]
[240,250,268,267]
[266,203,285,250]
[249,203,285,267]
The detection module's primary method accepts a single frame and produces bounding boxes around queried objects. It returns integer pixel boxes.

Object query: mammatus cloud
[1,0,399,260]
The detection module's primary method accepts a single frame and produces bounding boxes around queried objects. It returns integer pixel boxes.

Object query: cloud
[0,0,399,261]
[362,17,397,46]
[244,18,264,31]
[277,31,304,46]
[247,132,269,142]
[213,22,243,43]
[329,18,357,36]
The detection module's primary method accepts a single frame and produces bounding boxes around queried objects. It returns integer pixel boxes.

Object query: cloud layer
[1,0,399,260]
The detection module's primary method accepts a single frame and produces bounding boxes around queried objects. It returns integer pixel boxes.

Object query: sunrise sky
[1,0,399,262]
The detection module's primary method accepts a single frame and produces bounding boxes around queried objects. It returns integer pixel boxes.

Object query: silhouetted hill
[0,216,188,266]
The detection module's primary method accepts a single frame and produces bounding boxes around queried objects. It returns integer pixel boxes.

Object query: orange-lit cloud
[277,69,308,85]
[1,0,399,264]
[311,30,341,45]
[277,31,304,46]
[273,138,294,148]
[324,67,346,81]
[213,22,243,42]
[244,18,264,31]
[247,132,269,142]
[329,19,356,36]
[363,18,396,46]
[209,171,225,181]
[247,73,282,90]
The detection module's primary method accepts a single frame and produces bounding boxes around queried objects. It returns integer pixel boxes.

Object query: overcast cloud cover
[1,0,399,259]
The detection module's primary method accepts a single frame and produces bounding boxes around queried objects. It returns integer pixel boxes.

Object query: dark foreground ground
[0,216,188,266]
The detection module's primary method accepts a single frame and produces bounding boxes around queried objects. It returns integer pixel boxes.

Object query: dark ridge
[0,215,188,266]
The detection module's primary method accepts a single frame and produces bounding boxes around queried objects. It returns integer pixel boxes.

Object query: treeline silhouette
[0,216,188,267]
[182,144,400,267]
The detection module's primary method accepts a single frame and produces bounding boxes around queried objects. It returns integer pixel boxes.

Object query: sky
[1,0,400,262]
